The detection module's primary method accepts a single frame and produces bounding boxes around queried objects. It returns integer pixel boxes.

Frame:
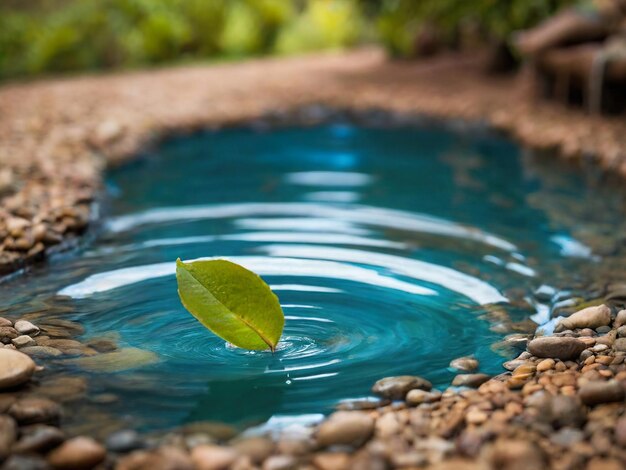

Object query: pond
[2,122,625,437]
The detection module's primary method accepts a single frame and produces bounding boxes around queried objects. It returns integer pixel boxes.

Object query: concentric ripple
[0,124,606,434]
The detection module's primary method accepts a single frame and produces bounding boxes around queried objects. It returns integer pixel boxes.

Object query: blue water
[1,123,622,436]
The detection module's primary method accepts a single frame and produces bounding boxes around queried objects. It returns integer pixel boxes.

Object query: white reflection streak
[235,218,370,236]
[106,203,516,251]
[260,245,507,305]
[285,172,372,186]
[57,257,436,299]
[271,284,342,293]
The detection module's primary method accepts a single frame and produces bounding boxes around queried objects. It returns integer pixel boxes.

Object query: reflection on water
[1,123,625,436]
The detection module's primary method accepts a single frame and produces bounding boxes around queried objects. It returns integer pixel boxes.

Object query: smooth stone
[527,336,586,360]
[2,454,49,470]
[614,338,626,352]
[13,424,65,454]
[0,327,18,344]
[191,445,238,470]
[451,373,491,388]
[20,346,63,358]
[262,455,298,470]
[615,416,626,446]
[449,356,479,372]
[534,285,556,301]
[0,348,36,389]
[617,326,626,338]
[65,348,159,372]
[178,421,237,441]
[231,438,274,465]
[481,439,546,469]
[0,317,12,327]
[578,380,625,405]
[0,414,18,459]
[85,338,117,353]
[312,452,351,470]
[549,428,584,447]
[405,389,442,406]
[47,437,106,470]
[105,429,145,453]
[316,411,374,448]
[549,396,586,428]
[8,398,61,425]
[117,446,194,470]
[14,320,40,337]
[615,309,626,328]
[12,335,36,348]
[336,398,388,411]
[555,305,611,332]
[596,326,611,334]
[536,359,555,372]
[371,375,432,400]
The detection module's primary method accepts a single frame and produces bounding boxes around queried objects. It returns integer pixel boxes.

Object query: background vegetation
[0,0,575,79]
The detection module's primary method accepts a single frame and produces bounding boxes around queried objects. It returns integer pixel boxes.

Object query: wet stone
[0,327,18,344]
[14,320,39,337]
[117,446,194,470]
[450,356,479,372]
[8,398,61,425]
[555,305,611,332]
[13,424,65,454]
[527,336,586,360]
[12,335,35,348]
[105,429,145,453]
[452,373,491,388]
[0,348,36,390]
[47,436,106,470]
[19,346,63,358]
[371,375,432,400]
[406,389,442,406]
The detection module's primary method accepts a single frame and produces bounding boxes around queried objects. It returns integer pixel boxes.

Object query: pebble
[617,325,626,338]
[0,317,12,327]
[191,445,238,470]
[614,309,626,328]
[105,429,145,453]
[20,346,63,358]
[12,335,35,348]
[8,397,61,425]
[262,455,298,470]
[13,424,65,453]
[2,454,49,470]
[406,389,442,406]
[14,320,40,336]
[117,446,194,470]
[316,411,374,448]
[47,437,106,469]
[578,380,625,405]
[613,338,626,352]
[232,437,274,464]
[615,416,626,446]
[0,326,19,344]
[450,356,479,372]
[371,375,432,400]
[536,359,555,372]
[452,373,491,388]
[527,336,586,360]
[555,304,611,332]
[312,452,351,470]
[0,414,17,459]
[0,348,36,390]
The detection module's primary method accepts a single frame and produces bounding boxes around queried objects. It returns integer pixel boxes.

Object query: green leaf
[176,258,284,351]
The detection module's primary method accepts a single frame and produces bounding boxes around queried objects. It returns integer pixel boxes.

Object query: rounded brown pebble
[527,336,586,360]
[371,375,432,400]
[190,445,238,470]
[9,397,61,425]
[47,437,106,469]
[578,380,625,405]
[452,373,491,388]
[536,359,555,372]
[0,348,36,390]
[316,411,374,448]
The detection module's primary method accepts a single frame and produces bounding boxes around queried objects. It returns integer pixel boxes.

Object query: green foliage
[176,258,285,351]
[375,0,576,57]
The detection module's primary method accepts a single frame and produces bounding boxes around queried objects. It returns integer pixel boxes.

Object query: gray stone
[615,309,626,328]
[578,380,625,406]
[371,375,432,400]
[12,335,35,348]
[316,411,374,448]
[106,430,145,453]
[550,428,584,447]
[617,326,626,338]
[614,338,626,352]
[19,346,63,358]
[0,348,36,390]
[13,424,65,453]
[527,336,586,360]
[555,305,611,332]
[2,454,49,470]
[14,320,40,336]
[451,373,491,388]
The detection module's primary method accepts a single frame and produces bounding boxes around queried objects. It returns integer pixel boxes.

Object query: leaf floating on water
[176,258,284,351]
